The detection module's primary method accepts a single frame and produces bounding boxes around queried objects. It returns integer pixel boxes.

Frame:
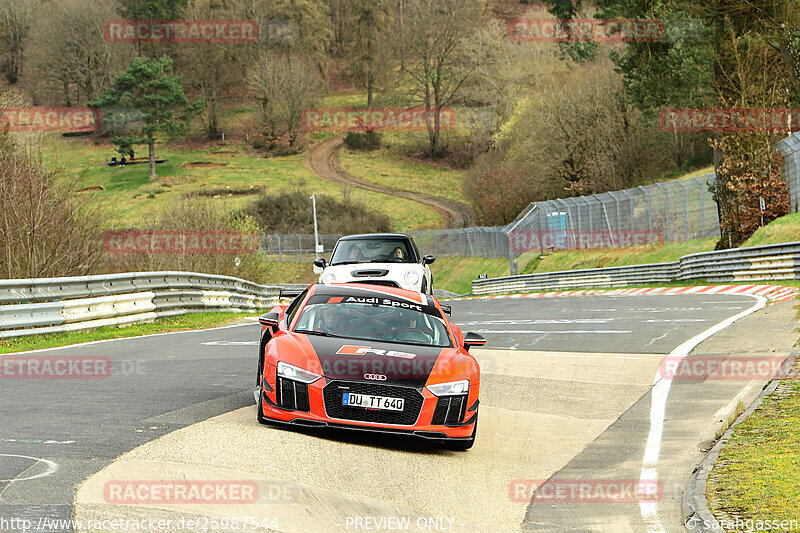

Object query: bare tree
[25,0,133,106]
[0,0,40,84]
[247,51,322,145]
[176,0,248,139]
[399,0,484,157]
[0,133,103,278]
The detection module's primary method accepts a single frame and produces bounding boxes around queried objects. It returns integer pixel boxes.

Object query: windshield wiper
[294,329,344,338]
[330,261,361,266]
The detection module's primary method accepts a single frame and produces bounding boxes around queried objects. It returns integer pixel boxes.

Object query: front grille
[351,269,389,277]
[431,395,468,426]
[323,381,424,425]
[276,377,310,412]
[347,280,399,288]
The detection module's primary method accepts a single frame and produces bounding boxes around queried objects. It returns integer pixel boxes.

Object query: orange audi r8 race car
[255,283,485,450]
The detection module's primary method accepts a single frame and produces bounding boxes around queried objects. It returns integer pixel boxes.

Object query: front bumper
[259,371,477,440]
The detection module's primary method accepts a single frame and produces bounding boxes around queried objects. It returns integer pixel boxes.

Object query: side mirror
[440,304,451,316]
[313,258,326,269]
[259,311,280,327]
[463,332,486,352]
[422,254,436,265]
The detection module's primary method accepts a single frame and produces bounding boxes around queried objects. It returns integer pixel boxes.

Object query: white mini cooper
[314,233,435,294]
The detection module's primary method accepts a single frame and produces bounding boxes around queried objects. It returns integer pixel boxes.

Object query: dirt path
[304,135,476,228]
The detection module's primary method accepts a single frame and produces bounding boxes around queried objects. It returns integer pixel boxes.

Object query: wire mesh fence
[776,132,800,214]
[260,174,720,273]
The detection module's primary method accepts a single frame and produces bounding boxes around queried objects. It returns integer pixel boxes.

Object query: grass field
[48,136,441,231]
[708,364,800,527]
[339,146,468,204]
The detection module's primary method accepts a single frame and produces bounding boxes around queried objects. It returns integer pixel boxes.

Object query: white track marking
[0,454,58,482]
[639,294,766,533]
[473,329,632,334]
[201,340,259,346]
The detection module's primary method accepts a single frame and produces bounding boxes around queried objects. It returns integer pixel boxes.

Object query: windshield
[330,239,416,265]
[294,301,452,348]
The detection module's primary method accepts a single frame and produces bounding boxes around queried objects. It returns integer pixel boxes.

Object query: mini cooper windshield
[329,238,417,265]
[294,301,452,348]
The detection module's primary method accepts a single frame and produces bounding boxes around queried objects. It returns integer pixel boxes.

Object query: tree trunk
[148,133,156,179]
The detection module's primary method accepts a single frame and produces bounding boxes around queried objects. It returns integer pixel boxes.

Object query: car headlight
[321,272,336,284]
[427,380,469,396]
[404,270,420,286]
[277,362,321,384]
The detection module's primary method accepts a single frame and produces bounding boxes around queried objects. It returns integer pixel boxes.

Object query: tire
[444,419,477,451]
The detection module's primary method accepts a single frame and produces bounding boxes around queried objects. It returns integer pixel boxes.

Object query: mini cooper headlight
[277,362,321,384]
[321,272,337,284]
[427,380,469,396]
[404,270,420,286]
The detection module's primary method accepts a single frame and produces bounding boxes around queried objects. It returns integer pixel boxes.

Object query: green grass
[0,312,256,354]
[432,257,509,295]
[708,366,800,525]
[339,146,468,204]
[741,212,800,247]
[46,136,441,231]
[526,238,718,274]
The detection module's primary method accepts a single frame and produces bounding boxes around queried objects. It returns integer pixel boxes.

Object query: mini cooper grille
[323,381,423,425]
[276,377,310,412]
[346,280,399,288]
[431,395,468,426]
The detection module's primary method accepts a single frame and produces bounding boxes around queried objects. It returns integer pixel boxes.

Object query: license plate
[342,392,404,412]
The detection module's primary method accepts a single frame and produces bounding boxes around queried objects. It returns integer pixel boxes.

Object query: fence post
[654,182,671,241]
[675,180,689,240]
[620,189,635,231]
[638,186,653,232]
[297,234,302,261]
[277,235,282,260]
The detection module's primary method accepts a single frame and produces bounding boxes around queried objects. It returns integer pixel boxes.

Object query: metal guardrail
[0,271,307,339]
[472,241,800,295]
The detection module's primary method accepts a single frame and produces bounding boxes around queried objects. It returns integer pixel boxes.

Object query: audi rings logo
[364,374,387,381]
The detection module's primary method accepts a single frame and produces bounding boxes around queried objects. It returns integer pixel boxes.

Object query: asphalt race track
[0,293,797,532]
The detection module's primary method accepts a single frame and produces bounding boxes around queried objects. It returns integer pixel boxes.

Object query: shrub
[343,130,382,151]
[0,134,104,278]
[103,198,270,284]
[244,189,393,235]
